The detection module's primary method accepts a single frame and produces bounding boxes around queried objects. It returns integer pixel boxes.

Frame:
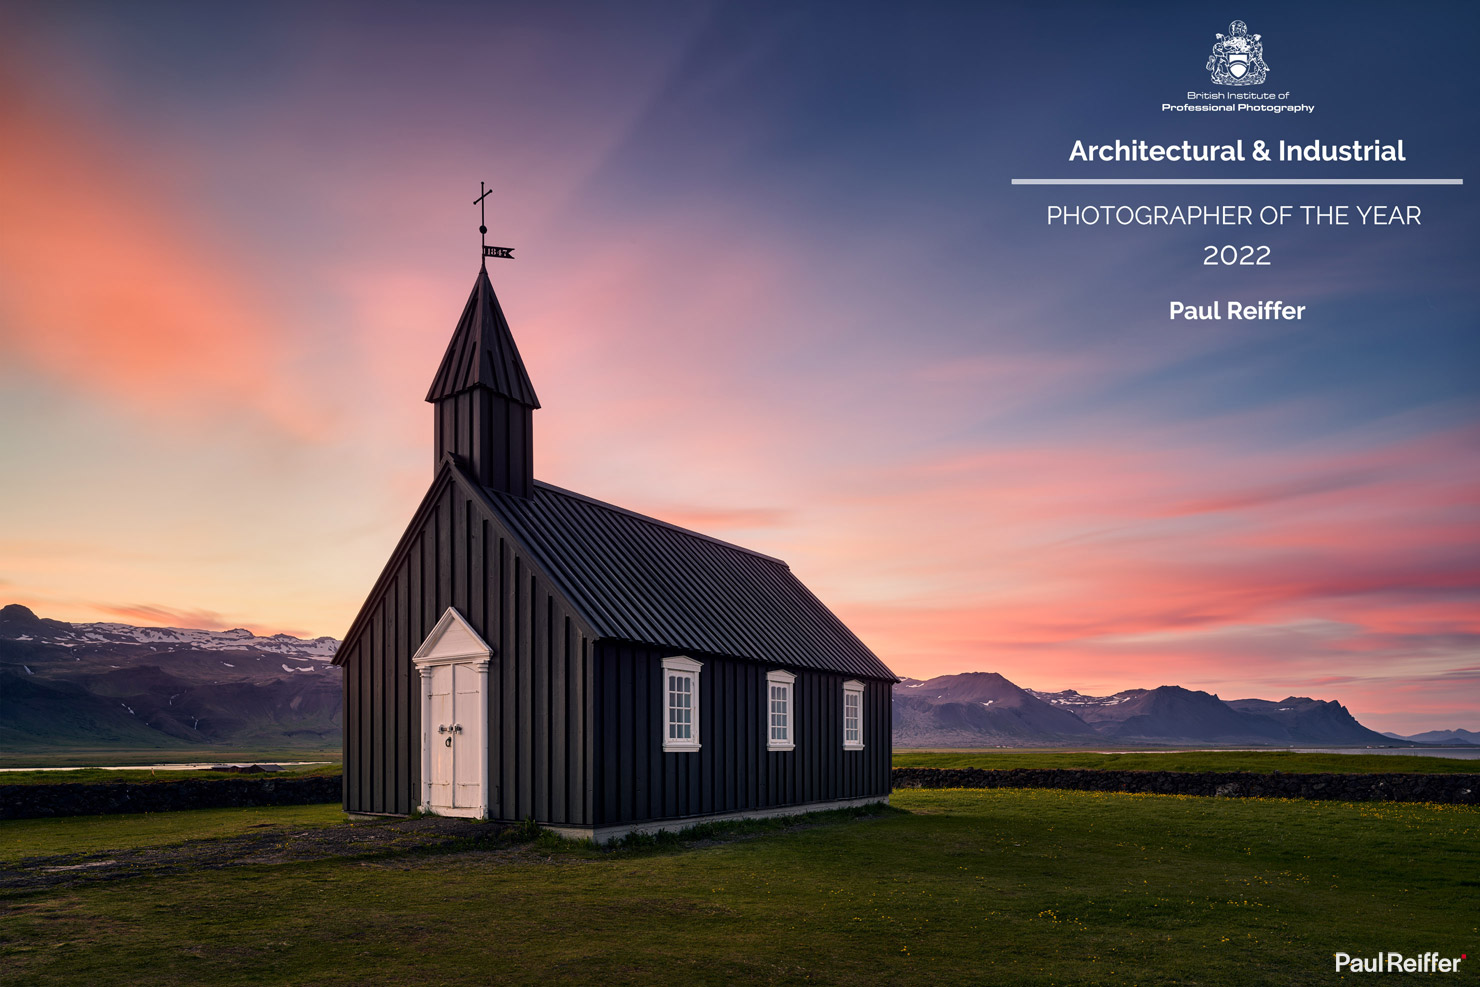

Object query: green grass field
[2,789,1475,986]
[891,748,1480,774]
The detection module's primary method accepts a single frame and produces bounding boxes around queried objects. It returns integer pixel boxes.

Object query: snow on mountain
[1,604,341,752]
[0,604,338,659]
[1026,688,1145,709]
[892,672,1100,745]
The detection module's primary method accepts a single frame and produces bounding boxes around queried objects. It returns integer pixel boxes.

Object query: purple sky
[1,1,1475,733]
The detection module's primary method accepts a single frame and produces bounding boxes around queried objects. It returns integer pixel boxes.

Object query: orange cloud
[798,422,1480,717]
[0,593,312,639]
[641,505,792,532]
[91,603,237,632]
[0,60,331,440]
[87,602,311,639]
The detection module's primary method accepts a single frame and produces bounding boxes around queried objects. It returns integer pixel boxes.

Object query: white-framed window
[842,680,865,750]
[662,655,702,752]
[766,669,796,751]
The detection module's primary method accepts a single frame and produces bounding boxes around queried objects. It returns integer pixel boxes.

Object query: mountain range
[0,604,340,754]
[895,673,1414,748]
[1381,728,1480,746]
[1,605,1465,754]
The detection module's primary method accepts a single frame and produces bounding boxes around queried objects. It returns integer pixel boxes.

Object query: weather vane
[475,181,514,261]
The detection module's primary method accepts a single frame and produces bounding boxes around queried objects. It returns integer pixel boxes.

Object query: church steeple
[426,265,540,497]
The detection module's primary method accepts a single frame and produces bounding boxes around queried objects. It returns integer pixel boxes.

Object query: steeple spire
[426,267,539,407]
[427,267,539,497]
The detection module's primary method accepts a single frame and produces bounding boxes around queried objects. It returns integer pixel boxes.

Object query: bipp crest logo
[1206,19,1269,86]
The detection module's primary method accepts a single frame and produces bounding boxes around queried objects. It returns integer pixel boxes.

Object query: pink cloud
[89,603,310,640]
[644,505,793,532]
[0,61,333,440]
[0,17,1472,738]
[786,420,1479,730]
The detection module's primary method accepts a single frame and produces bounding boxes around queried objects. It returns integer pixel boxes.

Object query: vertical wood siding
[341,479,593,823]
[434,391,533,498]
[592,642,892,826]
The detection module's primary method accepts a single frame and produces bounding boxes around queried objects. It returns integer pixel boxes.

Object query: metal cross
[474,182,514,261]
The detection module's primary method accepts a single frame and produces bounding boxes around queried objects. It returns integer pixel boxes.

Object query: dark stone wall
[10,768,1475,819]
[891,767,1479,804]
[1,777,342,820]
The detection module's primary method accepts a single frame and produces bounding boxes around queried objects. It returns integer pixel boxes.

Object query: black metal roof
[425,266,540,407]
[472,474,896,681]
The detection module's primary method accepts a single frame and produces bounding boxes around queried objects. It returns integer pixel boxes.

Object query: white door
[452,664,483,809]
[413,608,492,819]
[425,661,485,817]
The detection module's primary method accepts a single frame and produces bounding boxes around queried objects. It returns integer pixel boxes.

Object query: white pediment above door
[413,608,494,667]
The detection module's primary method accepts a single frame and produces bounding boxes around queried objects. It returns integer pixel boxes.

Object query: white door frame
[412,607,493,818]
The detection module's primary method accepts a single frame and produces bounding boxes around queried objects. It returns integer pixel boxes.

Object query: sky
[1,0,1475,734]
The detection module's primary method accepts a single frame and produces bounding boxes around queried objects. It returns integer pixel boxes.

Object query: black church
[334,263,896,840]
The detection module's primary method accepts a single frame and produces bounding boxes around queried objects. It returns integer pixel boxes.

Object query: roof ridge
[530,481,788,566]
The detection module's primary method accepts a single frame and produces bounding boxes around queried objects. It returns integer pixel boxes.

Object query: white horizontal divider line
[1012,178,1463,186]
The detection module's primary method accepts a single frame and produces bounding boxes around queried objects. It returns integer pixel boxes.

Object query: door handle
[445,736,453,747]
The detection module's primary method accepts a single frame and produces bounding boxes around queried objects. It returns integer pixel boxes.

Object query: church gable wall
[342,476,595,824]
